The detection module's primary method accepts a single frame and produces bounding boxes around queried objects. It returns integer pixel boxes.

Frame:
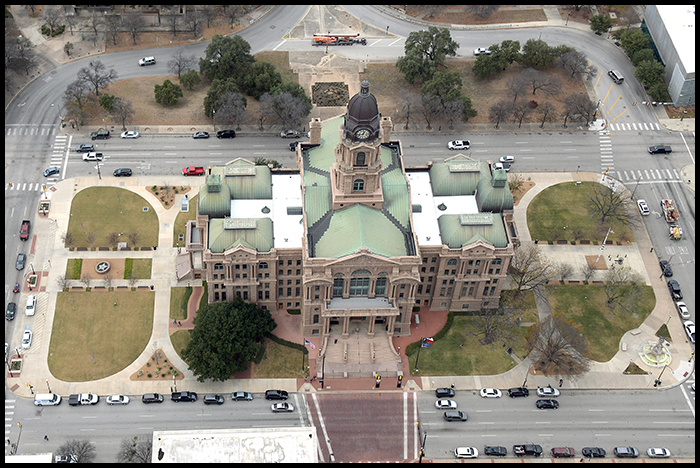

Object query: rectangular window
[349,277,370,296]
[265,291,270,299]
[333,278,344,297]
[476,260,481,266]
[258,291,263,300]
[312,329,319,335]
[492,258,502,265]
[488,269,493,275]
[313,314,319,324]
[444,270,449,275]
[440,287,445,297]
[426,285,431,294]
[431,257,437,263]
[417,285,423,294]
[468,287,474,297]
[297,260,301,266]
[496,269,500,275]
[279,270,284,276]
[295,287,300,297]
[429,267,435,273]
[422,257,428,263]
[279,288,283,296]
[375,277,387,296]
[287,270,292,276]
[296,269,301,275]
[421,267,426,273]
[288,260,293,266]
[287,287,292,296]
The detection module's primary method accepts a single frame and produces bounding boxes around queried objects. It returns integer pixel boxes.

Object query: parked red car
[182,166,204,176]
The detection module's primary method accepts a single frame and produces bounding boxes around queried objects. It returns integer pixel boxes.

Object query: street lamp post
[14,422,22,454]
[45,379,51,393]
[414,337,424,372]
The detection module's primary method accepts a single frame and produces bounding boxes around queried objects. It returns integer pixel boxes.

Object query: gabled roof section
[437,212,509,249]
[429,154,487,196]
[476,169,514,212]
[210,158,272,200]
[199,174,232,218]
[208,217,273,253]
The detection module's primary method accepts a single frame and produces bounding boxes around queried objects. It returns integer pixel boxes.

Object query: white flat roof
[230,173,304,249]
[655,5,695,73]
[406,171,479,246]
[152,427,318,463]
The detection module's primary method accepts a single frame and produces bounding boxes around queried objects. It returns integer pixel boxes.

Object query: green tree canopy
[204,77,241,118]
[154,79,183,106]
[589,14,614,34]
[240,61,283,100]
[199,34,255,84]
[179,69,202,90]
[619,29,651,59]
[396,26,458,84]
[634,59,666,88]
[520,39,558,70]
[182,298,277,382]
[631,48,655,66]
[98,93,117,112]
[421,70,462,106]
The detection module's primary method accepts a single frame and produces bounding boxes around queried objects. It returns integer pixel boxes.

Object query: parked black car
[171,391,198,402]
[6,302,16,321]
[667,279,683,300]
[659,260,673,277]
[582,447,606,458]
[648,144,672,154]
[264,389,288,400]
[142,393,164,404]
[216,129,236,139]
[536,399,559,409]
[483,446,507,457]
[507,387,529,398]
[435,387,455,398]
[113,168,133,177]
[75,143,94,152]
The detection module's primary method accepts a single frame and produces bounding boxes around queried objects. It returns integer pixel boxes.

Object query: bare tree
[537,101,556,128]
[56,274,69,290]
[41,6,63,36]
[258,92,312,131]
[603,266,645,314]
[117,436,152,463]
[223,5,244,28]
[508,244,554,298]
[470,305,519,346]
[5,36,36,76]
[103,14,120,46]
[419,94,442,130]
[506,75,528,103]
[185,9,204,38]
[201,5,218,28]
[466,5,500,18]
[107,231,120,249]
[580,262,595,282]
[442,99,464,130]
[127,231,140,249]
[165,14,179,37]
[555,262,575,282]
[85,232,97,250]
[102,273,113,290]
[586,184,635,225]
[398,94,420,130]
[77,60,118,97]
[62,231,75,249]
[87,11,103,37]
[55,439,97,464]
[489,99,512,129]
[111,97,134,131]
[522,67,561,96]
[564,93,596,125]
[511,99,530,128]
[123,14,146,45]
[558,50,589,78]
[64,12,78,35]
[527,315,591,377]
[81,274,91,289]
[128,273,139,289]
[216,91,247,130]
[167,47,197,78]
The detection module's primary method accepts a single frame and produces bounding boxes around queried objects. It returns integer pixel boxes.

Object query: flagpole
[595,227,613,263]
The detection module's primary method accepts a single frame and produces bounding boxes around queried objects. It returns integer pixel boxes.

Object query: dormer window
[353,179,365,192]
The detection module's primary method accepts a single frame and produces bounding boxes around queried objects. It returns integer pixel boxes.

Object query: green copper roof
[198,174,232,218]
[429,155,487,196]
[208,217,274,253]
[437,213,509,249]
[210,158,272,200]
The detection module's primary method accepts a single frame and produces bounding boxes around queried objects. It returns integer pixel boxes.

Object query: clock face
[355,129,370,140]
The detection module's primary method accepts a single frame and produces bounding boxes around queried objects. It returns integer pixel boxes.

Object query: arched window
[356,152,366,166]
[447,259,457,266]
[353,179,365,192]
[349,269,371,296]
[259,262,268,269]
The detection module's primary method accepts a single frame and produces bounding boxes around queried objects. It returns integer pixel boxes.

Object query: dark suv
[667,280,683,300]
[435,387,455,398]
[613,447,639,458]
[216,130,236,139]
[171,391,197,402]
[536,399,559,409]
[483,446,507,457]
[648,145,672,154]
[75,143,94,152]
[142,393,164,404]
[113,168,132,177]
[264,389,289,400]
[507,387,529,398]
[6,302,16,321]
[203,394,225,405]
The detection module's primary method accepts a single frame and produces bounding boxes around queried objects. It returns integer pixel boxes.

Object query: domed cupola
[343,81,380,143]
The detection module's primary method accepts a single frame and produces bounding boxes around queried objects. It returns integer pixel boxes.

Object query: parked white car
[120,131,139,139]
[22,328,32,349]
[473,47,491,56]
[447,140,470,150]
[480,388,502,398]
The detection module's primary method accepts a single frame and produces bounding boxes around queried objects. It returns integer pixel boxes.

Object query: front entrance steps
[321,332,401,378]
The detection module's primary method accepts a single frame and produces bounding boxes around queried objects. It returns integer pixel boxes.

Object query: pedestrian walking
[559,378,563,387]
[173,318,177,324]
[650,247,654,253]
[44,435,49,441]
[6,438,10,445]
[178,321,181,327]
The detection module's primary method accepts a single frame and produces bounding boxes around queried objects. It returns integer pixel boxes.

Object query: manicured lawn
[173,194,197,247]
[67,187,159,248]
[169,286,192,322]
[170,329,191,358]
[251,337,309,379]
[410,315,529,377]
[547,283,655,362]
[48,290,154,382]
[129,258,152,279]
[66,258,82,279]
[527,181,635,244]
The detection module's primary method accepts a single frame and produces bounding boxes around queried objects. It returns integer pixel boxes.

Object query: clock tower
[330,81,386,210]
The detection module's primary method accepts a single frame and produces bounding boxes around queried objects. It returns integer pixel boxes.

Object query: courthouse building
[182,81,517,351]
